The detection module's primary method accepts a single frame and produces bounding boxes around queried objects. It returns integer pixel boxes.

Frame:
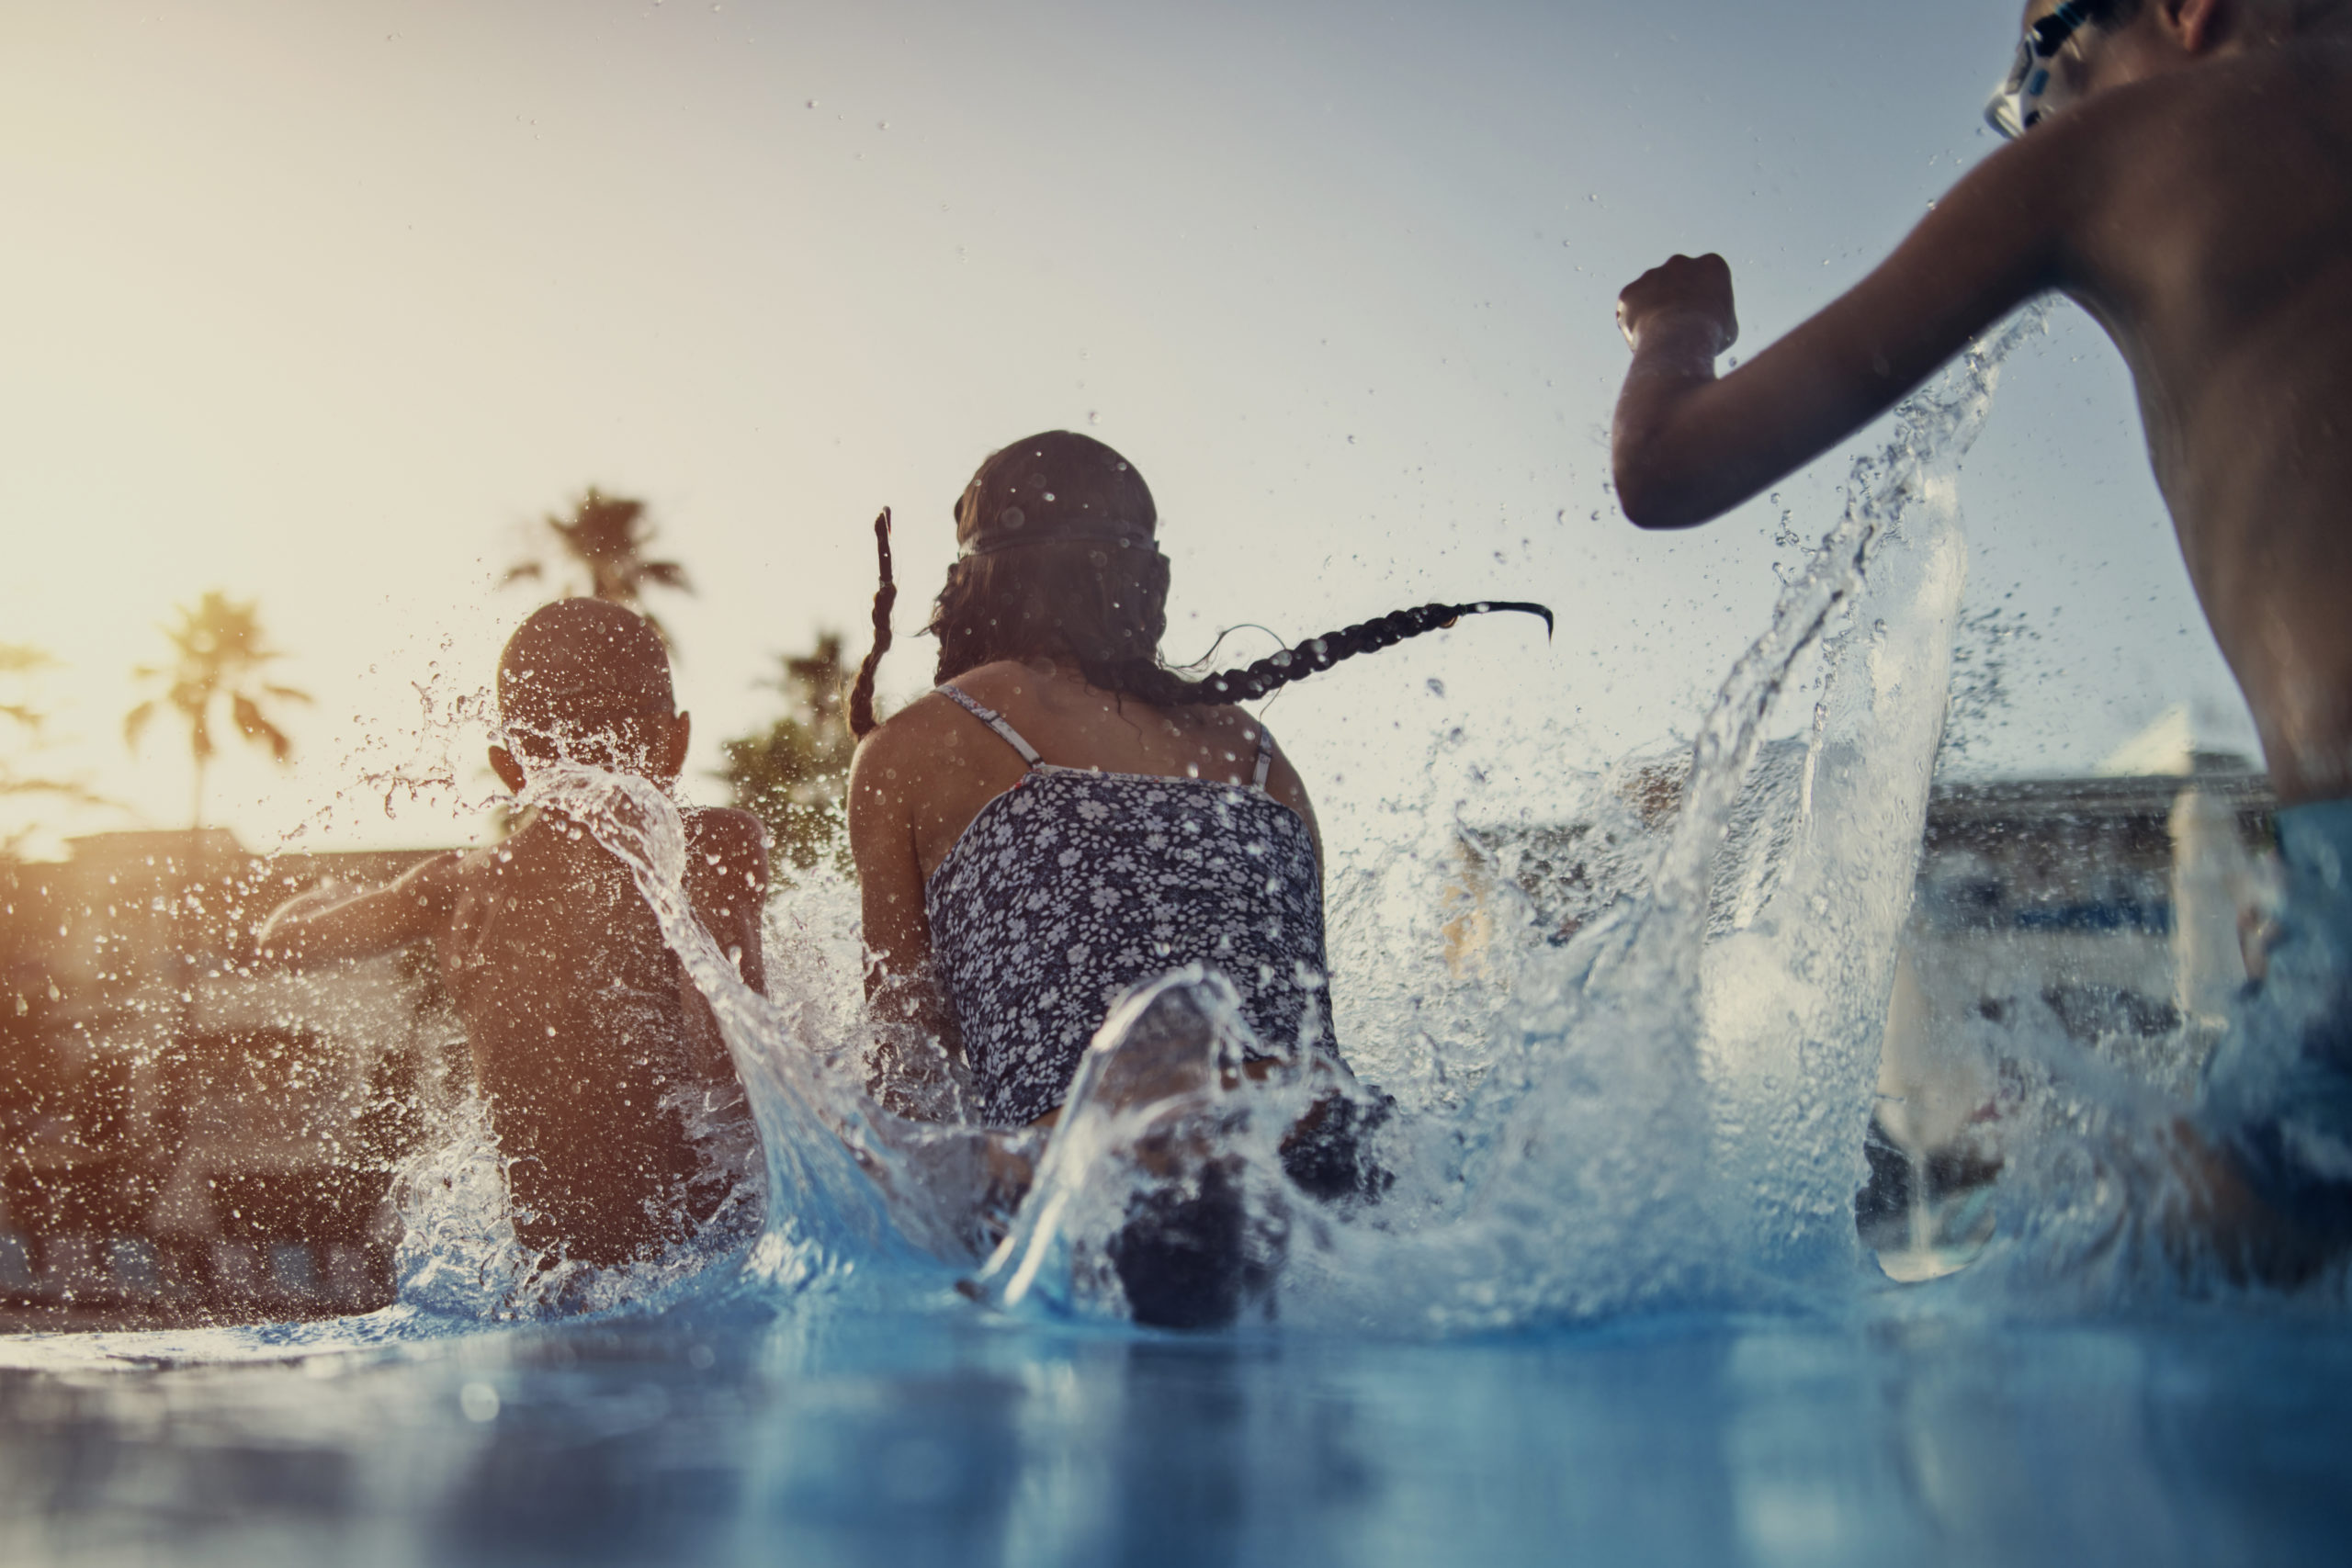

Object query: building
[1449,724,2278,1271]
[1,831,451,1327]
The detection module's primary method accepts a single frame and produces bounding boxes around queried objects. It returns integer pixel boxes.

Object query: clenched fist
[1617,253,1738,356]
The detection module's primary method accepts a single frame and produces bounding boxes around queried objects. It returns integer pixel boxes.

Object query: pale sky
[0,0,2256,860]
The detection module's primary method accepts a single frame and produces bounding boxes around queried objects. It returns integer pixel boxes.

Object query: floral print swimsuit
[922,684,1333,1129]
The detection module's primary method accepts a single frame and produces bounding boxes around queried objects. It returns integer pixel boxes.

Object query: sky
[0,0,2259,860]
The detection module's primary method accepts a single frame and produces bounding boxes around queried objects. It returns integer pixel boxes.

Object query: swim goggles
[1984,0,2103,140]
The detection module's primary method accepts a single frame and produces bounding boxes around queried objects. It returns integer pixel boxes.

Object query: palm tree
[502,487,693,648]
[124,592,311,829]
[715,635,860,876]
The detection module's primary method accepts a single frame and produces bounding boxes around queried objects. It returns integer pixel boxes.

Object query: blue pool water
[8,317,2348,1563]
[6,1297,2351,1567]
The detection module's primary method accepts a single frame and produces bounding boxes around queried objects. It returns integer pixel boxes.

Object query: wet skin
[1611,0,2352,804]
[259,724,769,1269]
[848,656,1324,1124]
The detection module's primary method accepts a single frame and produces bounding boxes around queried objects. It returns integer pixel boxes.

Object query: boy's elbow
[1616,484,1681,530]
[1611,428,1709,530]
[1613,468,1713,531]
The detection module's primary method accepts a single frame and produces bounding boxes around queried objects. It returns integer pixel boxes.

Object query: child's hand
[1617,254,1738,356]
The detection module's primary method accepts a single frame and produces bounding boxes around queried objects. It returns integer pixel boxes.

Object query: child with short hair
[261,599,770,1269]
[1608,0,2352,1277]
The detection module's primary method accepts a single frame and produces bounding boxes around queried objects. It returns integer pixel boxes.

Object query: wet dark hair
[847,433,1551,739]
[497,598,676,769]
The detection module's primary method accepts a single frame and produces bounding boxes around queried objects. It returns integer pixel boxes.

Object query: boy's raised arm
[1611,126,2082,529]
[257,851,463,967]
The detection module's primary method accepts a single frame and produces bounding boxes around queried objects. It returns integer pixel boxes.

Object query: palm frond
[0,773,111,807]
[233,694,295,764]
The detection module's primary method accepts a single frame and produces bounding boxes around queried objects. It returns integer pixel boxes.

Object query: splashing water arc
[401,307,2052,1335]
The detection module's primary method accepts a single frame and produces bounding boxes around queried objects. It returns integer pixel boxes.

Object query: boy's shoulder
[2041,43,2345,166]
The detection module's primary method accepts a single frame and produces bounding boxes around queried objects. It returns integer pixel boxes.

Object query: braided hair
[846,508,895,739]
[846,432,1551,738]
[846,526,1548,738]
[1050,595,1553,709]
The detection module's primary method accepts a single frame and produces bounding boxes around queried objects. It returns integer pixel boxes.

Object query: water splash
[1247,307,2047,1330]
[409,309,2041,1337]
[296,304,2291,1344]
[34,300,2322,1359]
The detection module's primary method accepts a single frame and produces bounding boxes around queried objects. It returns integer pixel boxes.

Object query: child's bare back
[431,804,765,1265]
[2046,37,2352,799]
[262,600,770,1269]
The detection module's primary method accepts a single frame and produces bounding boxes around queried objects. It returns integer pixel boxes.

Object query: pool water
[6,1296,2350,1567]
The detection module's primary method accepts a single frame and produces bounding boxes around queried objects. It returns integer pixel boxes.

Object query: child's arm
[256,851,465,966]
[846,735,966,1121]
[1611,118,2090,528]
[684,808,771,997]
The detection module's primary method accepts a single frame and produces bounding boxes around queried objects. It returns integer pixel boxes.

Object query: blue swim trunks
[2200,797,2352,1244]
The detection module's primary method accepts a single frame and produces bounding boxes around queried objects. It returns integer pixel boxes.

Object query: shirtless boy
[1609,0,2352,1273]
[259,600,770,1269]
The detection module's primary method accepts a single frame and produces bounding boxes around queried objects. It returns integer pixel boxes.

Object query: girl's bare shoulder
[852,686,979,784]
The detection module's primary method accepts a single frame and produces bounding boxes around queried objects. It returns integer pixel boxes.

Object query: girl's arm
[847,733,966,1120]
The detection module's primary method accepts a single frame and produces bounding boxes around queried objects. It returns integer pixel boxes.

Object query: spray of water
[360,308,2037,1337]
[351,301,2309,1335]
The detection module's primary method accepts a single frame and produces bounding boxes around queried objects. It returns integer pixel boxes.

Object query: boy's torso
[435,807,754,1266]
[2061,42,2352,800]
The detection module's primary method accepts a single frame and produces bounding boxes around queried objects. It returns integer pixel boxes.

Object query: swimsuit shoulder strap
[936,683,1043,768]
[1251,722,1275,791]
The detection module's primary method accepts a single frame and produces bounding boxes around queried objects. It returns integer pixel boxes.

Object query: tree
[0,643,108,854]
[715,634,863,878]
[124,592,311,829]
[502,487,693,649]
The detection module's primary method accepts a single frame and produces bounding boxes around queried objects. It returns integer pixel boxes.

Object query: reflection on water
[5,1308,2350,1567]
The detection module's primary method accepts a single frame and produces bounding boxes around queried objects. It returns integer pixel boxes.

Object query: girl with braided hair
[847,432,1547,1158]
